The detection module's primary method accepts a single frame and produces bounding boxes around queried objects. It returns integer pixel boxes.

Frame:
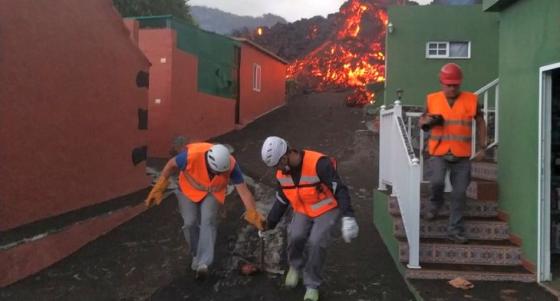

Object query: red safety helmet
[439,63,463,85]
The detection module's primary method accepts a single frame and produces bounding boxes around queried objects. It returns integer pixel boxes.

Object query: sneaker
[284,267,299,288]
[190,256,198,271]
[303,288,319,301]
[195,264,208,280]
[448,233,468,244]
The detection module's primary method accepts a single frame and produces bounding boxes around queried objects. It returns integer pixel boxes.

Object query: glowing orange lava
[287,0,389,106]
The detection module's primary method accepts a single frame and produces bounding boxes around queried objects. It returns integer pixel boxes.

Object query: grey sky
[189,0,432,22]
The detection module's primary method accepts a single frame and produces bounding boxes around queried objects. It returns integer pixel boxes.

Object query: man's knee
[289,230,309,245]
[307,234,328,250]
[182,215,198,228]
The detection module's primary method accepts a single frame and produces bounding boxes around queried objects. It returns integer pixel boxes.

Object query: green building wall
[484,0,560,264]
[137,15,239,99]
[384,5,499,106]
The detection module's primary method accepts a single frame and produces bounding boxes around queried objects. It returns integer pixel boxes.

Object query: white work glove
[341,216,359,243]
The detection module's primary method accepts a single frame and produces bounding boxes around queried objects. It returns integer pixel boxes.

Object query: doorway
[539,63,560,283]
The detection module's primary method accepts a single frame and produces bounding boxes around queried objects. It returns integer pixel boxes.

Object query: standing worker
[260,136,359,301]
[419,63,487,244]
[145,142,265,279]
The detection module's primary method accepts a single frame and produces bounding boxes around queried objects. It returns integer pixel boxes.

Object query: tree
[113,0,195,25]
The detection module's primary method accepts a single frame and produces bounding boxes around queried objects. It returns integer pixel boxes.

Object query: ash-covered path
[1,92,413,301]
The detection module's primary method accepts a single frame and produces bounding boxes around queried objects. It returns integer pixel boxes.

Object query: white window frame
[252,63,261,92]
[426,41,471,59]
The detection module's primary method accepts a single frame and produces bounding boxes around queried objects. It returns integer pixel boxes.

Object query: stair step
[405,263,535,282]
[467,179,498,201]
[389,196,498,218]
[471,161,498,181]
[399,238,521,266]
[393,216,509,240]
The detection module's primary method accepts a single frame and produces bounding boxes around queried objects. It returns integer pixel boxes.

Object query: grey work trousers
[175,190,219,267]
[287,208,340,289]
[428,156,471,235]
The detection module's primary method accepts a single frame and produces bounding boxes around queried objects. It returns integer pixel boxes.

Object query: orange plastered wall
[138,29,175,158]
[239,44,286,125]
[0,0,150,230]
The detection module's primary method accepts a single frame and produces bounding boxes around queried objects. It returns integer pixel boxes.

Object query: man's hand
[473,145,487,162]
[341,216,359,243]
[418,114,431,128]
[244,208,265,231]
[145,177,170,207]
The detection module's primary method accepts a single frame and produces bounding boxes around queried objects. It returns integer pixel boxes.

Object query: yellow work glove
[145,177,170,207]
[244,208,265,231]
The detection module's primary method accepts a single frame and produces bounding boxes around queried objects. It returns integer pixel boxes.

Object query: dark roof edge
[232,38,289,65]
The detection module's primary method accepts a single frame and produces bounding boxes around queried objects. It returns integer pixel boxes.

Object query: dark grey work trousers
[428,156,471,235]
[287,208,340,289]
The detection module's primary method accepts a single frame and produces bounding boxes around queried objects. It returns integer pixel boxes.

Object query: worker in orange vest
[418,63,487,244]
[145,142,265,279]
[260,136,358,301]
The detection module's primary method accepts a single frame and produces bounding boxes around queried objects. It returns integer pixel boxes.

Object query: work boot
[448,232,468,244]
[195,264,208,280]
[303,288,319,301]
[284,267,299,288]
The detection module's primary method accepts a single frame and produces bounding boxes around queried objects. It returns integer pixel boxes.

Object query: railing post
[494,84,500,146]
[407,157,421,269]
[394,100,402,116]
[378,105,388,191]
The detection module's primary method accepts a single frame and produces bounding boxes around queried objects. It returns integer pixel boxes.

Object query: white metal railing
[378,100,421,269]
[472,78,499,157]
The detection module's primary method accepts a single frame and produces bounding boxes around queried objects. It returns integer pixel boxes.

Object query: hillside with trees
[191,6,287,35]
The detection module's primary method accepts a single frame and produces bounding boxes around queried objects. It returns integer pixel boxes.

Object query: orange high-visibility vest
[276,150,338,217]
[427,91,477,157]
[178,142,236,203]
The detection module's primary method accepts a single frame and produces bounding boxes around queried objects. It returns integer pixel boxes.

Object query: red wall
[0,0,150,231]
[239,44,287,125]
[171,49,236,143]
[138,29,235,158]
[138,29,175,158]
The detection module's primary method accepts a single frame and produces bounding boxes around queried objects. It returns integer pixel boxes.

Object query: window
[252,63,261,92]
[426,41,470,59]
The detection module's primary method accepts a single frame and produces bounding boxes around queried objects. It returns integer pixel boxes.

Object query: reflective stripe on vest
[427,91,477,157]
[276,150,338,218]
[178,142,235,203]
[430,134,472,142]
[184,173,225,193]
[444,119,473,127]
[310,197,336,211]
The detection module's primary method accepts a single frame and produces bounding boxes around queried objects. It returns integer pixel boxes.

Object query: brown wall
[238,44,286,125]
[138,29,235,158]
[0,0,150,230]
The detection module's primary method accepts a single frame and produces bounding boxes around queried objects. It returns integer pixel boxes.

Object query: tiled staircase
[389,161,536,282]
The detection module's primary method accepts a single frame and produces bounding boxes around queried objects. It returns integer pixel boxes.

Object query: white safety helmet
[261,136,288,167]
[207,144,231,173]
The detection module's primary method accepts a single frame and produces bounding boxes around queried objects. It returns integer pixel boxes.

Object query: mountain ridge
[191,6,287,35]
